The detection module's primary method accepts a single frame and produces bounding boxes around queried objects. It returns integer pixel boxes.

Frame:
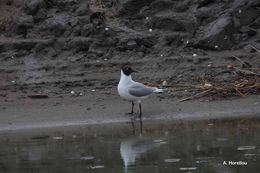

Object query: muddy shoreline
[0,91,259,134]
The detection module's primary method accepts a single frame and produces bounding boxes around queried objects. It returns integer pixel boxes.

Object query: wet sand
[0,90,259,134]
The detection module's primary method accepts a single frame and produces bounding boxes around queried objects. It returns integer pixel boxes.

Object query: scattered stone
[90,165,104,169]
[237,146,256,151]
[119,0,155,16]
[164,158,181,163]
[52,136,63,140]
[194,15,234,50]
[239,26,257,36]
[16,14,34,35]
[152,12,197,33]
[126,40,137,50]
[76,2,90,16]
[80,156,95,160]
[162,80,168,86]
[25,0,42,15]
[40,15,69,37]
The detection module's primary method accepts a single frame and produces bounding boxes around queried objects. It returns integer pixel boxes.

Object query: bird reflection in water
[120,117,162,171]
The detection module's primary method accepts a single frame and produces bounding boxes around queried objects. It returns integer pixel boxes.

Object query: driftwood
[176,80,260,102]
[179,89,211,102]
[232,55,252,68]
[249,44,260,54]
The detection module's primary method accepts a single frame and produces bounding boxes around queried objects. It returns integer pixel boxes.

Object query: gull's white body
[117,70,162,103]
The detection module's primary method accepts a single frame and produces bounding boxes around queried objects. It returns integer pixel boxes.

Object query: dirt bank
[0,0,259,102]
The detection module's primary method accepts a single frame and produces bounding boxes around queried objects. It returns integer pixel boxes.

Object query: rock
[56,0,78,11]
[164,32,189,47]
[193,56,209,64]
[196,7,212,20]
[39,15,69,36]
[76,2,90,16]
[198,0,215,8]
[119,0,156,16]
[25,0,42,15]
[134,36,157,48]
[126,40,138,50]
[174,0,192,12]
[16,14,34,35]
[194,15,234,50]
[68,37,92,52]
[34,8,48,23]
[16,14,34,27]
[90,12,105,25]
[249,16,260,29]
[232,0,260,26]
[80,24,92,37]
[239,26,257,36]
[152,12,197,33]
[149,0,174,12]
[137,51,145,57]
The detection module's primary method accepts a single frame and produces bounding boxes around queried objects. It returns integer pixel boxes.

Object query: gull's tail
[153,88,167,93]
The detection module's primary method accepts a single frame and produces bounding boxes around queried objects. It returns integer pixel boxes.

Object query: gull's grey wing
[128,83,155,97]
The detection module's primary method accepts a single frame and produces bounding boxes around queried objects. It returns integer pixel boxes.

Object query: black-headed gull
[117,66,164,117]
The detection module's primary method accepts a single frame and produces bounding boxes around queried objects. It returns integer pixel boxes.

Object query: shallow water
[0,119,260,173]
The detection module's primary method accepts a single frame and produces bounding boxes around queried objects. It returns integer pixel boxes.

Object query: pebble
[162,80,168,86]
[237,146,256,151]
[164,158,181,163]
[90,165,104,169]
[53,136,63,140]
[80,156,95,160]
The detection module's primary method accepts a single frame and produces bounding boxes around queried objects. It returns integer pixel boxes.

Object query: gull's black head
[121,66,137,76]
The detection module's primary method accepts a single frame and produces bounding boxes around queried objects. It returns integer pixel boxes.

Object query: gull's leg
[139,103,142,118]
[125,101,134,115]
